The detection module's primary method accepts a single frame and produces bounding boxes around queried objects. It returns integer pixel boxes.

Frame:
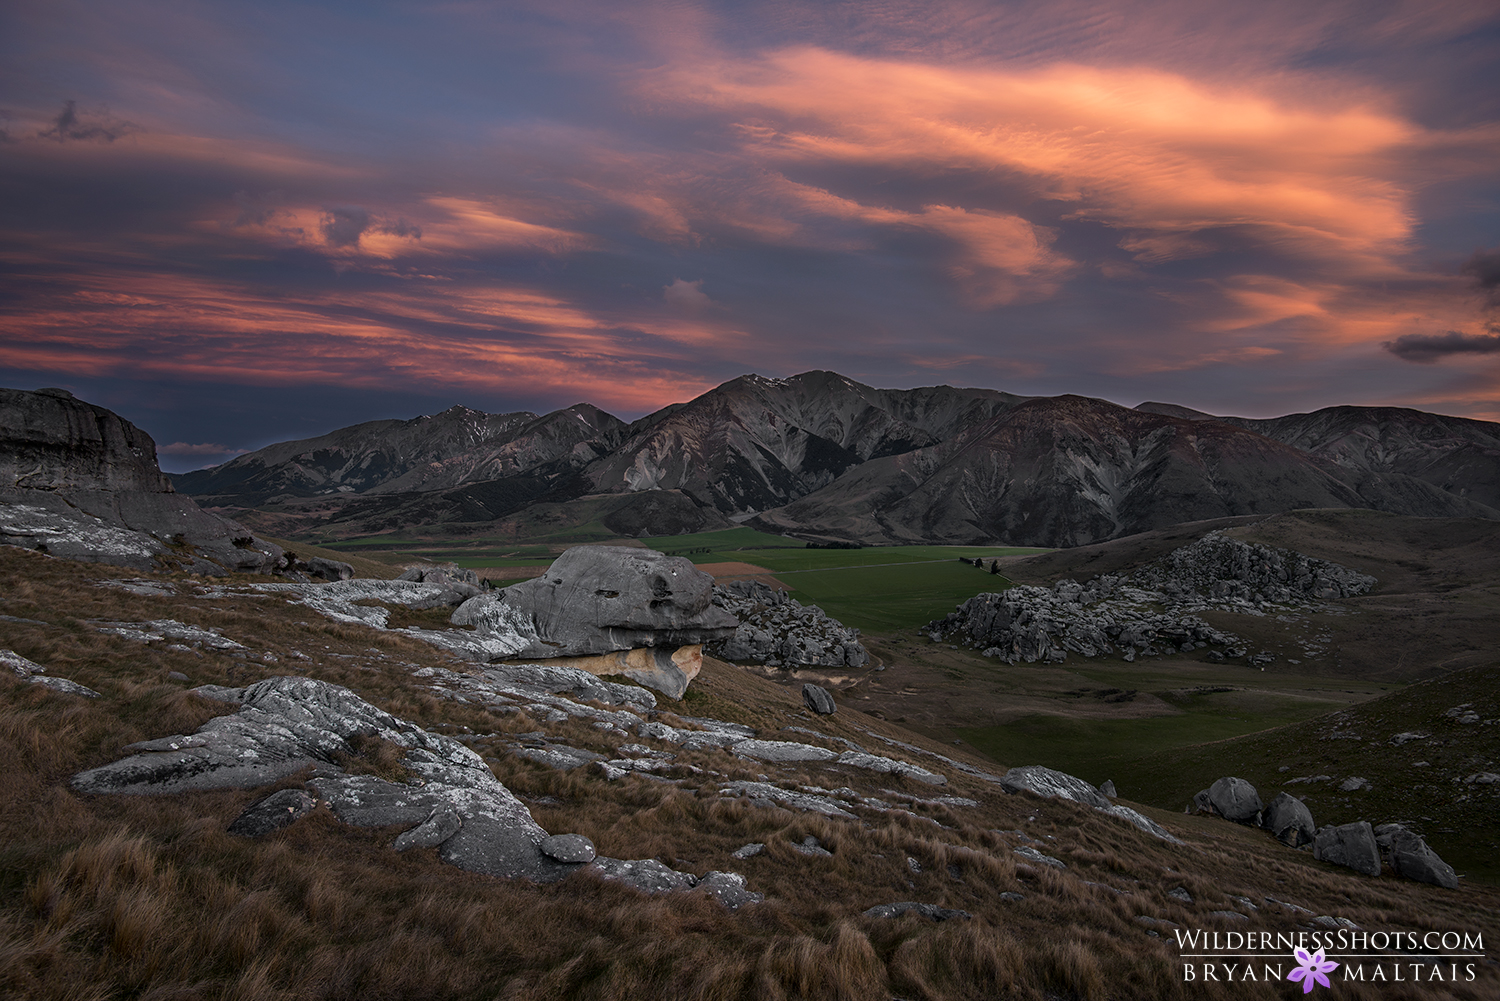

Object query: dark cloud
[158,441,248,457]
[317,208,421,246]
[231,190,284,227]
[1384,330,1500,364]
[320,206,371,247]
[378,218,422,239]
[1462,246,1500,304]
[36,100,137,142]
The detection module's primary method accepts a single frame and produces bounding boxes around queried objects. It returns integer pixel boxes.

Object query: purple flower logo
[1288,948,1339,993]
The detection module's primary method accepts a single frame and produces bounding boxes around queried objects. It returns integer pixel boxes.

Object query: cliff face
[0,388,282,573]
[0,387,172,495]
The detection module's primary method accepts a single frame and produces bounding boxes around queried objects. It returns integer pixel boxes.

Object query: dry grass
[0,546,1497,1000]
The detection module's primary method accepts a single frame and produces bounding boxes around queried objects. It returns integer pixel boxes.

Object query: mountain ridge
[171,373,1500,547]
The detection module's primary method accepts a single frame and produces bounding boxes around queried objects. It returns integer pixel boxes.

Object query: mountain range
[173,371,1500,547]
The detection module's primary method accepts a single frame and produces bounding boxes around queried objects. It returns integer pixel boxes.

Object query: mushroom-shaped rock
[1313,821,1381,877]
[802,683,836,715]
[496,546,738,657]
[1262,792,1316,847]
[1207,777,1262,823]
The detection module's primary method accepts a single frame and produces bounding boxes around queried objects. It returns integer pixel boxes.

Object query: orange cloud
[648,48,1419,270]
[0,269,719,414]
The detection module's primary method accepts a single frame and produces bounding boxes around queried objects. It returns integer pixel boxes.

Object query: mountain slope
[1217,405,1500,511]
[586,371,1029,515]
[173,404,627,504]
[757,396,1499,546]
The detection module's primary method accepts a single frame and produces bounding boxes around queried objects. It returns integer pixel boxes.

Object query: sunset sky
[3,0,1499,471]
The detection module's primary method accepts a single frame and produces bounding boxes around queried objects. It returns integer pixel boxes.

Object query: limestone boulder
[1262,792,1316,847]
[802,683,836,715]
[1375,824,1458,889]
[1207,777,1263,823]
[495,547,737,658]
[1001,765,1109,809]
[307,557,354,582]
[1313,821,1381,877]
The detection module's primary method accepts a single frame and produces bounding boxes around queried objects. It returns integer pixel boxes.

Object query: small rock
[1210,910,1250,922]
[1014,846,1066,869]
[731,843,764,859]
[227,788,317,837]
[862,901,972,922]
[539,833,596,864]
[999,891,1026,902]
[1168,886,1193,904]
[28,676,101,698]
[1100,779,1117,798]
[792,835,833,857]
[1339,776,1371,792]
[393,808,463,851]
[907,856,922,873]
[696,870,763,910]
[167,671,190,682]
[801,683,836,715]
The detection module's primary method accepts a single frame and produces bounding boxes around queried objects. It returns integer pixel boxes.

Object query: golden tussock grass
[1,547,1498,1000]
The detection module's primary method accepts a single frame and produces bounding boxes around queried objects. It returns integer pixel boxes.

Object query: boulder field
[1188,775,1457,889]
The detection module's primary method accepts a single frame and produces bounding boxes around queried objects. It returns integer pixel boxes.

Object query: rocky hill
[169,373,1500,547]
[0,387,283,574]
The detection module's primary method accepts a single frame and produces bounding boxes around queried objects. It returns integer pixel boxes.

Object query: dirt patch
[697,562,789,589]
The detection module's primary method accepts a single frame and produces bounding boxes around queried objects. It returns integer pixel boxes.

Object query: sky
[2,0,1499,472]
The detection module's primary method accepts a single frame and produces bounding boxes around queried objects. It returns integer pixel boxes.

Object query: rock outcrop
[0,387,282,574]
[928,533,1373,665]
[707,581,869,668]
[71,676,753,900]
[999,764,1182,843]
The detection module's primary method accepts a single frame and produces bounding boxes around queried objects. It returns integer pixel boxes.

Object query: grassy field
[318,527,1048,632]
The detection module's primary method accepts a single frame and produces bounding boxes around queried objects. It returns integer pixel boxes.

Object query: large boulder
[495,547,737,656]
[1206,777,1263,823]
[0,387,282,574]
[1375,824,1458,889]
[1313,821,1381,877]
[1262,792,1316,847]
[437,547,737,696]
